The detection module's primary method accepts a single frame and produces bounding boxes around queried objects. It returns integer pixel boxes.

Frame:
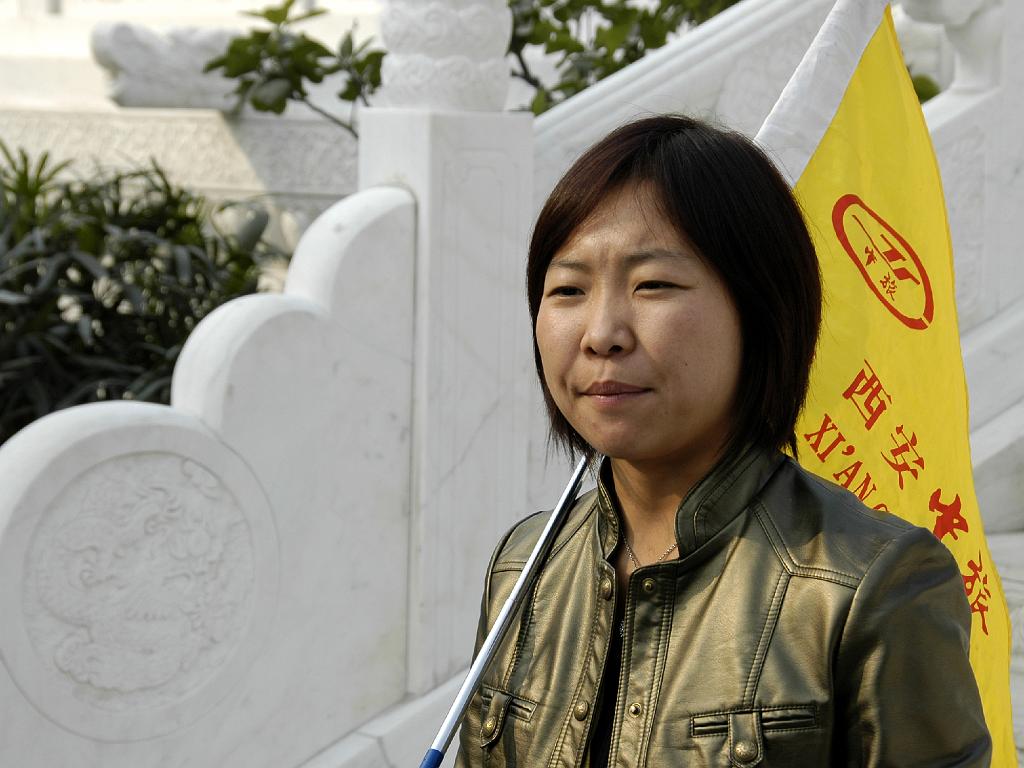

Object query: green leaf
[173,245,192,283]
[67,354,143,374]
[203,54,227,73]
[911,72,941,103]
[594,22,631,52]
[28,255,68,296]
[53,377,108,409]
[529,20,556,46]
[242,0,297,26]
[121,283,147,315]
[131,375,173,403]
[547,31,585,54]
[530,89,551,115]
[339,30,354,60]
[338,78,362,102]
[297,35,333,59]
[250,77,293,112]
[0,288,29,305]
[76,315,94,346]
[69,249,108,280]
[290,8,328,23]
[26,378,51,416]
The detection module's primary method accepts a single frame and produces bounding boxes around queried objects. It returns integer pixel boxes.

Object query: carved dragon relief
[23,454,255,713]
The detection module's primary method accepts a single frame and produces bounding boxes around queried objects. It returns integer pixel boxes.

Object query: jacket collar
[595,446,784,560]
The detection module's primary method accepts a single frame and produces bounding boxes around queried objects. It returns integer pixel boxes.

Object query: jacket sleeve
[835,525,992,767]
[454,523,520,768]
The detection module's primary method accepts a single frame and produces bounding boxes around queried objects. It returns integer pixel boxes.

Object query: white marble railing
[0,2,536,764]
[0,186,418,766]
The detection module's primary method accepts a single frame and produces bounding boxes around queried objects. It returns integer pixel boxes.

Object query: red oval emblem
[832,194,934,330]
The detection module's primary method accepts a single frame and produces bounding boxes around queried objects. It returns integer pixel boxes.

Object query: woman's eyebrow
[622,248,699,266]
[547,257,590,273]
[548,248,697,273]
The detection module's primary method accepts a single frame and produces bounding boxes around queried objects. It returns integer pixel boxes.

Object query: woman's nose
[581,297,635,356]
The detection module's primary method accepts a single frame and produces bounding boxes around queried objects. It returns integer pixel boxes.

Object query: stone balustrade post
[359,0,536,695]
[901,0,1004,93]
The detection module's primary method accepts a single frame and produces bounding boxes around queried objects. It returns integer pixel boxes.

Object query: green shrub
[0,143,283,445]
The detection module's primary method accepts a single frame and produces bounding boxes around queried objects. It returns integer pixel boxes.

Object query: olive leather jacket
[455,448,991,767]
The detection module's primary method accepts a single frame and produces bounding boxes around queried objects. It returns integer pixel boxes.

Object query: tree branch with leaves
[204,0,384,137]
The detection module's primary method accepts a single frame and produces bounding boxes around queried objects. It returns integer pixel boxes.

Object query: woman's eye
[636,280,678,291]
[547,285,583,297]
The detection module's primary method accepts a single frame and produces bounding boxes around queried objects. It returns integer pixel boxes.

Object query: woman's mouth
[581,381,651,404]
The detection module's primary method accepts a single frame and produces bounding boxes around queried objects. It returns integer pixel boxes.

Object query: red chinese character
[962,555,991,636]
[881,425,924,489]
[842,360,892,430]
[930,488,968,542]
[879,232,922,286]
[879,273,897,298]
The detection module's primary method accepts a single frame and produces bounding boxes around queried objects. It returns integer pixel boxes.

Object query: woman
[456,115,990,767]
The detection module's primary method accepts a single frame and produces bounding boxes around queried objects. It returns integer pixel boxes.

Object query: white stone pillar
[359,0,535,694]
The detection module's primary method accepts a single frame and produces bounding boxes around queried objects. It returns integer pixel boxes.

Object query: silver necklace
[623,537,678,571]
[618,537,678,637]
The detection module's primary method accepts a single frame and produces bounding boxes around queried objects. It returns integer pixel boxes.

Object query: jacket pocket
[758,705,817,733]
[690,704,817,737]
[478,686,537,748]
[690,705,818,767]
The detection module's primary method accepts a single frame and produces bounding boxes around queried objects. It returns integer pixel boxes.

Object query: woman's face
[536,182,743,471]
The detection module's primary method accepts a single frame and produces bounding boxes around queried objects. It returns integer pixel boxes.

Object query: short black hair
[527,114,822,464]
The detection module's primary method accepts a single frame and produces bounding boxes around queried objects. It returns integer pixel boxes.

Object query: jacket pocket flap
[728,710,764,768]
[479,689,512,748]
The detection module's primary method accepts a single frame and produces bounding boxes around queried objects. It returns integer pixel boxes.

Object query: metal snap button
[600,577,613,600]
[642,577,656,594]
[733,739,758,762]
[573,700,590,721]
[628,702,642,717]
[482,716,497,737]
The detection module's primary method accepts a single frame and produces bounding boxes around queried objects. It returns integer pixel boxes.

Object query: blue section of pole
[419,748,445,768]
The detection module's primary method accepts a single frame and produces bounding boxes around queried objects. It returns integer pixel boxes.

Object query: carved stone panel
[25,454,253,710]
[0,412,279,743]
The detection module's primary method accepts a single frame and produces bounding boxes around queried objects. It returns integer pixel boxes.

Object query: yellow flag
[787,6,1016,763]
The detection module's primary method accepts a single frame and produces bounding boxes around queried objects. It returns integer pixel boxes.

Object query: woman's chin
[581,432,658,463]
[581,430,724,472]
